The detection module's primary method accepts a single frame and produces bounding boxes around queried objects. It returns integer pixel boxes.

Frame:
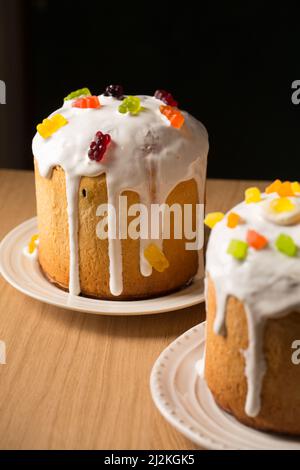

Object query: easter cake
[32,86,209,299]
[204,180,300,435]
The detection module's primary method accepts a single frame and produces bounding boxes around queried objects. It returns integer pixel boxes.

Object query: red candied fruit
[72,96,100,109]
[246,229,268,250]
[88,131,111,162]
[154,89,178,107]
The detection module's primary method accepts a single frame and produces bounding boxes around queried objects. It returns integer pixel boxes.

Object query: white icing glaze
[32,94,208,296]
[206,192,300,417]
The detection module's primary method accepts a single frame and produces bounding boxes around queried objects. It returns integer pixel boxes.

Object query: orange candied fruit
[265,179,295,197]
[227,212,241,228]
[72,95,101,109]
[265,179,282,194]
[277,181,294,197]
[160,105,184,129]
[246,229,268,250]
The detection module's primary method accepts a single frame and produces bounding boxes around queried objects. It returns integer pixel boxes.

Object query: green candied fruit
[118,96,141,115]
[64,87,91,101]
[227,239,248,260]
[118,104,128,114]
[275,233,297,257]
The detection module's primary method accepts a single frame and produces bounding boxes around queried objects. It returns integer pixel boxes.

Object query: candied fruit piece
[277,181,294,197]
[37,113,68,138]
[154,89,178,107]
[204,212,224,229]
[28,234,39,254]
[227,239,248,260]
[246,230,268,250]
[245,187,261,203]
[88,131,111,162]
[275,233,297,257]
[64,87,91,101]
[72,95,100,109]
[104,84,124,99]
[291,181,300,195]
[144,243,169,272]
[270,197,295,213]
[227,212,241,228]
[118,96,141,115]
[160,105,184,129]
[265,179,282,194]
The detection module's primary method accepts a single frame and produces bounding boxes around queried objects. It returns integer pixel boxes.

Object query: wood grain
[0,170,268,450]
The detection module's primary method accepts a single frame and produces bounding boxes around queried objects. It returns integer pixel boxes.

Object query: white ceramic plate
[150,322,300,449]
[0,217,204,316]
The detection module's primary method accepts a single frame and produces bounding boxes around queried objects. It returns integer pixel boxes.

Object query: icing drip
[106,189,123,296]
[33,95,208,296]
[242,310,266,417]
[206,193,300,417]
[65,174,80,295]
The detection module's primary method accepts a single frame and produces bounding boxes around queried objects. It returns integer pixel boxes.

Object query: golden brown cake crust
[34,162,201,300]
[205,276,300,435]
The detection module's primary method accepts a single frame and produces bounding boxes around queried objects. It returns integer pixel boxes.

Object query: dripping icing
[33,94,209,296]
[206,193,300,417]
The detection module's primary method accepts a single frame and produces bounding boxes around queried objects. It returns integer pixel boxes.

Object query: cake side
[205,276,300,435]
[35,163,200,299]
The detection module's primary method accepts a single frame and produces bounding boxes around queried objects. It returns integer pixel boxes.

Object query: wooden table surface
[0,170,268,450]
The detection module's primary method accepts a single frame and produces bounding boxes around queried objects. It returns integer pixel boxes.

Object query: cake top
[205,180,300,322]
[32,85,208,198]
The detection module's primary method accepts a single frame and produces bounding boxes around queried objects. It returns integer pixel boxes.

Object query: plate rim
[150,322,219,450]
[0,217,205,316]
[150,322,300,450]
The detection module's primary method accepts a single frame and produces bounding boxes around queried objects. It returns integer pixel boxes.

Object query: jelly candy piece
[104,84,124,99]
[227,239,248,260]
[246,230,268,250]
[277,181,294,197]
[270,197,295,213]
[245,187,261,203]
[88,130,111,162]
[118,96,141,115]
[154,89,178,107]
[204,212,224,229]
[275,233,297,257]
[64,87,91,101]
[291,181,300,195]
[37,119,54,138]
[265,179,282,194]
[72,95,100,109]
[227,212,241,228]
[160,105,184,129]
[28,234,39,254]
[37,113,68,138]
[144,243,169,272]
[51,114,67,127]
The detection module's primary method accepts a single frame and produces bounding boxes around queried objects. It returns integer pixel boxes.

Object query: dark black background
[1,0,300,180]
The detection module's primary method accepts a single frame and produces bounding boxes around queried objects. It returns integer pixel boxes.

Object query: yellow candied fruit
[37,113,68,138]
[245,187,261,203]
[270,197,295,213]
[227,212,241,228]
[144,243,169,273]
[291,181,300,195]
[204,212,224,229]
[28,234,39,254]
